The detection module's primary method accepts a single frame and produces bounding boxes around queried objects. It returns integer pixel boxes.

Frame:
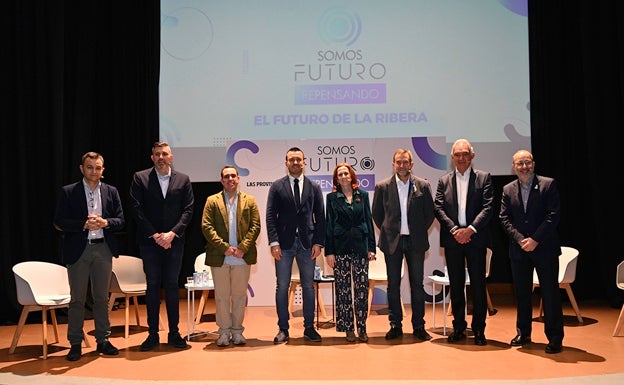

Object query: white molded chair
[108,255,148,338]
[9,261,90,359]
[532,246,583,323]
[193,253,215,324]
[368,247,406,317]
[612,260,624,336]
[288,257,329,318]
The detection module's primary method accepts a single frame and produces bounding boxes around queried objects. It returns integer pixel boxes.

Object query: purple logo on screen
[226,140,259,177]
[318,6,362,46]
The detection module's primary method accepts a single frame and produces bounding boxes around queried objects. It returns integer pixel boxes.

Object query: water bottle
[202,269,209,286]
[193,271,201,286]
[314,265,322,280]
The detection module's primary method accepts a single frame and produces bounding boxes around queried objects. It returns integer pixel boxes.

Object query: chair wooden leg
[447,295,453,316]
[50,308,60,343]
[367,281,375,317]
[613,305,624,336]
[132,295,141,326]
[195,290,209,324]
[41,306,49,359]
[9,307,30,354]
[82,330,91,348]
[563,283,583,323]
[124,297,131,339]
[108,293,121,312]
[288,282,298,317]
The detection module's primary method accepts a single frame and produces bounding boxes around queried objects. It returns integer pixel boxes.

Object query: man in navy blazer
[266,147,325,344]
[500,149,564,354]
[129,142,194,351]
[434,139,493,345]
[54,151,124,361]
[372,148,435,341]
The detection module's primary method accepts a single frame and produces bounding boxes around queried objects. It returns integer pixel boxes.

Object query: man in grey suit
[266,147,326,344]
[500,149,564,354]
[129,141,194,351]
[372,148,435,341]
[434,139,493,345]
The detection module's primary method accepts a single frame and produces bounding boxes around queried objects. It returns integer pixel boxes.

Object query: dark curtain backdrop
[2,1,623,324]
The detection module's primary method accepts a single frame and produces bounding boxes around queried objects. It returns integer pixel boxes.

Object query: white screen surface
[160,0,530,181]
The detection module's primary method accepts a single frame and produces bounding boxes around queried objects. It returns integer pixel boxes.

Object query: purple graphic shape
[307,174,375,193]
[295,84,386,105]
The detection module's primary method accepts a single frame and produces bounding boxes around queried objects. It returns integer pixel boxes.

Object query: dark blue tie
[294,178,300,208]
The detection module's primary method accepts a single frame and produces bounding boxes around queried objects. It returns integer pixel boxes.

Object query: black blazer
[434,168,493,248]
[266,175,325,250]
[499,174,561,256]
[129,167,194,243]
[372,174,435,255]
[325,188,375,256]
[54,181,125,265]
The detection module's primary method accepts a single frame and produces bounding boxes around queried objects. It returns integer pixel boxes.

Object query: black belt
[87,238,105,244]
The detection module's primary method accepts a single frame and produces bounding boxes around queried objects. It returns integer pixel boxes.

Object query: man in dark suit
[434,139,493,345]
[499,149,564,354]
[372,148,435,341]
[129,141,194,351]
[266,147,326,344]
[54,151,124,361]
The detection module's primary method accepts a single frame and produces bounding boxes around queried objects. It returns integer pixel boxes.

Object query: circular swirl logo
[317,6,362,46]
[360,157,375,171]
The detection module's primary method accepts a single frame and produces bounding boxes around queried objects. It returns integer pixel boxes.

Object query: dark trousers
[140,241,184,335]
[510,247,564,343]
[444,244,487,332]
[385,236,426,330]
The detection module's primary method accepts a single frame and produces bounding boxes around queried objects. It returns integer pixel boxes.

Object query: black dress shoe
[413,327,432,341]
[303,327,322,342]
[447,330,466,343]
[510,334,531,346]
[273,329,289,344]
[385,326,403,340]
[545,342,563,354]
[473,331,487,346]
[140,333,160,351]
[167,332,189,348]
[96,340,119,355]
[66,344,82,361]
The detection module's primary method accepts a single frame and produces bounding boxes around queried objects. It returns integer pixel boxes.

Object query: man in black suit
[434,139,493,345]
[54,151,124,361]
[500,149,564,354]
[129,141,194,351]
[372,148,435,341]
[266,147,326,344]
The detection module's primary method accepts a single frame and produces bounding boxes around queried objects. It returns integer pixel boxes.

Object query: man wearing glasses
[54,152,125,361]
[499,149,564,354]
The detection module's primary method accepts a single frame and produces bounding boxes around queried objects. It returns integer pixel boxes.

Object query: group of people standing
[53,139,565,362]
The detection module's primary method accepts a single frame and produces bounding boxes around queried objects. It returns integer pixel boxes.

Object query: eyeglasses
[514,160,533,167]
[88,191,94,209]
